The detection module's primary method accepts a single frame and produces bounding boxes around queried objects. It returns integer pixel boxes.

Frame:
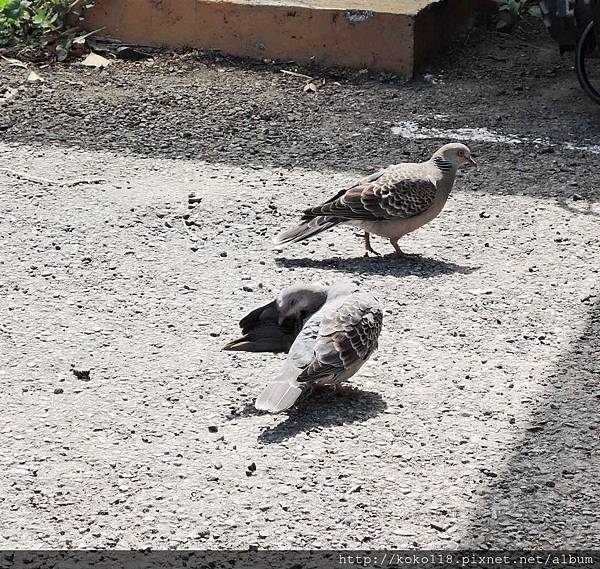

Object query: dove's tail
[272,217,342,246]
[255,373,310,413]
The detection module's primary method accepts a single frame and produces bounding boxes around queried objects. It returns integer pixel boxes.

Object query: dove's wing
[222,300,300,353]
[254,289,383,413]
[302,165,437,222]
[297,292,383,385]
[254,317,321,412]
[316,169,386,207]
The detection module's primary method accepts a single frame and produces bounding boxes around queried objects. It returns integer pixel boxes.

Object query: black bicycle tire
[575,20,600,105]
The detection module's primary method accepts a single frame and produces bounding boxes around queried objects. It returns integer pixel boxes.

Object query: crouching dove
[273,143,476,256]
[223,283,383,413]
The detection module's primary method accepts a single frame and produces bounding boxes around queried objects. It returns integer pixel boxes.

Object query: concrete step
[84,0,485,76]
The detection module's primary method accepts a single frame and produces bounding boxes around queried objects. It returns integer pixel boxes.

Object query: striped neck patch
[433,156,453,171]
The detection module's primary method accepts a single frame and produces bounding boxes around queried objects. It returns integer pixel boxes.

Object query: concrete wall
[84,0,487,76]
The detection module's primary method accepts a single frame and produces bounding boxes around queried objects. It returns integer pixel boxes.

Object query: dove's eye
[457,150,464,157]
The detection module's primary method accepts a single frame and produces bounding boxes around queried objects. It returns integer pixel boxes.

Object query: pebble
[71,367,91,381]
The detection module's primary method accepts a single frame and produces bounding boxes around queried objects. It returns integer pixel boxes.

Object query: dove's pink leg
[364,232,380,256]
[390,238,405,256]
[391,238,417,258]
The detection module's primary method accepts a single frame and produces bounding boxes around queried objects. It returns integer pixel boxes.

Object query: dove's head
[276,283,328,326]
[433,143,477,169]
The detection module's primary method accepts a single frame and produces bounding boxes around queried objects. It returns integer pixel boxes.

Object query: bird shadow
[275,253,478,278]
[557,196,600,218]
[240,387,389,444]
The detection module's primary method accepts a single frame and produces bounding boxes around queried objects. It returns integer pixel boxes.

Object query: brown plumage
[273,142,477,256]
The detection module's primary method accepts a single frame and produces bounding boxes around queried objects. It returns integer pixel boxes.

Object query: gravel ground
[0,20,599,549]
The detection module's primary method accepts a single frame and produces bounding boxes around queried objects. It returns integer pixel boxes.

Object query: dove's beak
[468,156,478,168]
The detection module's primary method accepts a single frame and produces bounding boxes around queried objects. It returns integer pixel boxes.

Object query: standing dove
[224,283,383,413]
[273,142,477,256]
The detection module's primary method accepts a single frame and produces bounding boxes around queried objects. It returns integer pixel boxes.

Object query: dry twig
[0,168,105,186]
[281,69,315,81]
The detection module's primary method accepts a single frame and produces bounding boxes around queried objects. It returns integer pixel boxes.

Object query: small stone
[468,288,493,296]
[71,367,91,381]
[430,521,451,532]
[208,426,218,433]
[538,145,555,154]
[54,388,64,394]
[220,251,227,257]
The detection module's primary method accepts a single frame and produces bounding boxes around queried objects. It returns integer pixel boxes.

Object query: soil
[0,18,599,549]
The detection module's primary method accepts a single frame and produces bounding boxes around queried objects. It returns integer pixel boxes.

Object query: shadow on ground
[276,254,478,278]
[2,21,600,204]
[466,299,600,547]
[231,387,388,444]
[557,196,600,218]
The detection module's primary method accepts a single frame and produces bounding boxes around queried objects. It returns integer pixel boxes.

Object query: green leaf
[0,0,95,50]
[31,12,48,25]
[3,0,26,20]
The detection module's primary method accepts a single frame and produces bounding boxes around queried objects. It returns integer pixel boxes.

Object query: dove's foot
[364,232,381,257]
[390,238,418,259]
[395,250,420,259]
[364,248,381,257]
[313,382,356,394]
[332,383,360,395]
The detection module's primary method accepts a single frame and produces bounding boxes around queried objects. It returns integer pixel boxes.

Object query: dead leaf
[281,69,314,80]
[1,56,28,69]
[80,52,111,68]
[27,70,44,82]
[303,82,317,93]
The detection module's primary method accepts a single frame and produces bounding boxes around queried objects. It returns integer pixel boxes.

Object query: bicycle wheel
[575,20,600,105]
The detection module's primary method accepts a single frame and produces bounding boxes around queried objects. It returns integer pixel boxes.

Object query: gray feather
[223,284,328,353]
[272,217,341,246]
[255,374,305,412]
[252,284,383,413]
